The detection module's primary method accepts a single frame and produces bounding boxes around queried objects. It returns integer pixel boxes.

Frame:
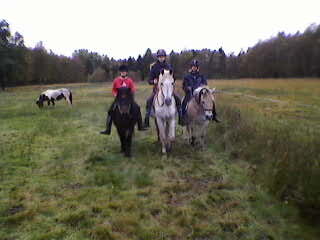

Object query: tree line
[1,19,320,89]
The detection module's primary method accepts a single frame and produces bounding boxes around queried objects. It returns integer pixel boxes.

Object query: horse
[153,69,177,154]
[36,88,72,108]
[185,86,217,148]
[112,87,139,157]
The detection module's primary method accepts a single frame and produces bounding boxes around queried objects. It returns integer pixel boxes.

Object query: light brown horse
[185,86,216,147]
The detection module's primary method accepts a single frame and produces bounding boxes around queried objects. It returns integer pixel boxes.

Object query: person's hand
[153,79,158,84]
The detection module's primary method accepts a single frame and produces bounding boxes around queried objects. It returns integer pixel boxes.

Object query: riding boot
[144,95,154,128]
[134,105,147,131]
[178,108,184,126]
[212,108,221,123]
[100,115,112,135]
[144,114,150,128]
[174,94,183,126]
[137,115,147,131]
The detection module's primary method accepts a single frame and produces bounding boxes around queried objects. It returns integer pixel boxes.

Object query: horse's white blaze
[154,70,177,154]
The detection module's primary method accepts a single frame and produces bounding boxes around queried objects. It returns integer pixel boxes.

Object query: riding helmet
[119,65,128,72]
[156,49,167,57]
[190,59,200,67]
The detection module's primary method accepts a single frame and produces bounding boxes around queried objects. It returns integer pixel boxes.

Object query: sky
[2,0,320,59]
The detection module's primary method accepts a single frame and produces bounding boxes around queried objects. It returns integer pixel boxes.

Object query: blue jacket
[183,71,207,94]
[148,61,172,85]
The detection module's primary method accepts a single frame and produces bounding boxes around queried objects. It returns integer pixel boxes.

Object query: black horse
[112,87,141,157]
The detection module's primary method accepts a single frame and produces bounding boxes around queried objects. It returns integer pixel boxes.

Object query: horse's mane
[116,87,133,103]
[193,86,213,104]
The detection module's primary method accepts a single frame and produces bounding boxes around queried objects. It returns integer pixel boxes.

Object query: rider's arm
[148,66,157,85]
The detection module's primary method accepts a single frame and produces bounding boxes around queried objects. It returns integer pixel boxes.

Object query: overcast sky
[2,0,320,59]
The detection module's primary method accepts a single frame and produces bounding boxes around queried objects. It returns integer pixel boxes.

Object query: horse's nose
[205,111,213,120]
[165,98,172,106]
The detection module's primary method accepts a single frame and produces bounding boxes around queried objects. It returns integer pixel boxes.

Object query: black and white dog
[36,88,72,108]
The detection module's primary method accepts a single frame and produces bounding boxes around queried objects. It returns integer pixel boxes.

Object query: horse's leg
[124,129,133,158]
[47,100,50,106]
[155,118,160,142]
[156,117,166,154]
[51,99,55,106]
[117,128,125,153]
[166,118,176,153]
[190,124,196,146]
[186,123,193,145]
[65,93,72,105]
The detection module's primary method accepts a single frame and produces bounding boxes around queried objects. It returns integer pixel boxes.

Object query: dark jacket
[183,71,207,95]
[148,61,172,85]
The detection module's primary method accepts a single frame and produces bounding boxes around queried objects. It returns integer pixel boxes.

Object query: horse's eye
[161,83,163,86]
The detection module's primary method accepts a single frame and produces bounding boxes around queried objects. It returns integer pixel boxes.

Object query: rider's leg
[181,93,191,116]
[144,92,155,128]
[181,93,191,125]
[100,100,116,135]
[132,102,146,131]
[173,94,183,126]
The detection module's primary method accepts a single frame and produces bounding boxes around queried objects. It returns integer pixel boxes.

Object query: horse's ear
[210,88,216,93]
[160,69,164,75]
[169,69,173,75]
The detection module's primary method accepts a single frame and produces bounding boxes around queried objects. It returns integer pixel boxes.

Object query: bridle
[196,87,214,112]
[156,79,174,107]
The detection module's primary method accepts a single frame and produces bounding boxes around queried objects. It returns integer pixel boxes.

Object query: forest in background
[1,19,320,89]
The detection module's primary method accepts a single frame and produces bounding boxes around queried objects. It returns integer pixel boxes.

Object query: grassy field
[0,80,319,240]
[211,78,320,125]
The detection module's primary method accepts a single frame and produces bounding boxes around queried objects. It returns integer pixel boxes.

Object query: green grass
[0,81,319,239]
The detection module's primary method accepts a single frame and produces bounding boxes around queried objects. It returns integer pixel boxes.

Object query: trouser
[182,93,192,116]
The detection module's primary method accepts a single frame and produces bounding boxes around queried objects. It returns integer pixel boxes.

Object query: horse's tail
[69,91,73,105]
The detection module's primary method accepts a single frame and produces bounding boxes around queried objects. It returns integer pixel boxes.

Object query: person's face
[120,71,128,77]
[158,56,166,62]
[191,66,198,72]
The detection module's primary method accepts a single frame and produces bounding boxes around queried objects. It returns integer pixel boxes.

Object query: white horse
[36,88,72,108]
[186,86,216,147]
[154,69,177,154]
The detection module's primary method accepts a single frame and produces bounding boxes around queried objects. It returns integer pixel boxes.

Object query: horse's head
[36,94,45,108]
[197,86,216,120]
[158,69,175,106]
[116,87,133,114]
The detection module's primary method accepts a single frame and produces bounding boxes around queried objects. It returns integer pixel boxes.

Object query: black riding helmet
[119,65,128,72]
[190,59,200,67]
[156,49,167,57]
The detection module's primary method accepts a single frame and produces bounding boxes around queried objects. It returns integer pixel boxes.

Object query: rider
[144,49,182,127]
[100,65,146,135]
[182,59,220,123]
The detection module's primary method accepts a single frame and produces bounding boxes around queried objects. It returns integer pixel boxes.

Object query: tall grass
[211,98,320,222]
